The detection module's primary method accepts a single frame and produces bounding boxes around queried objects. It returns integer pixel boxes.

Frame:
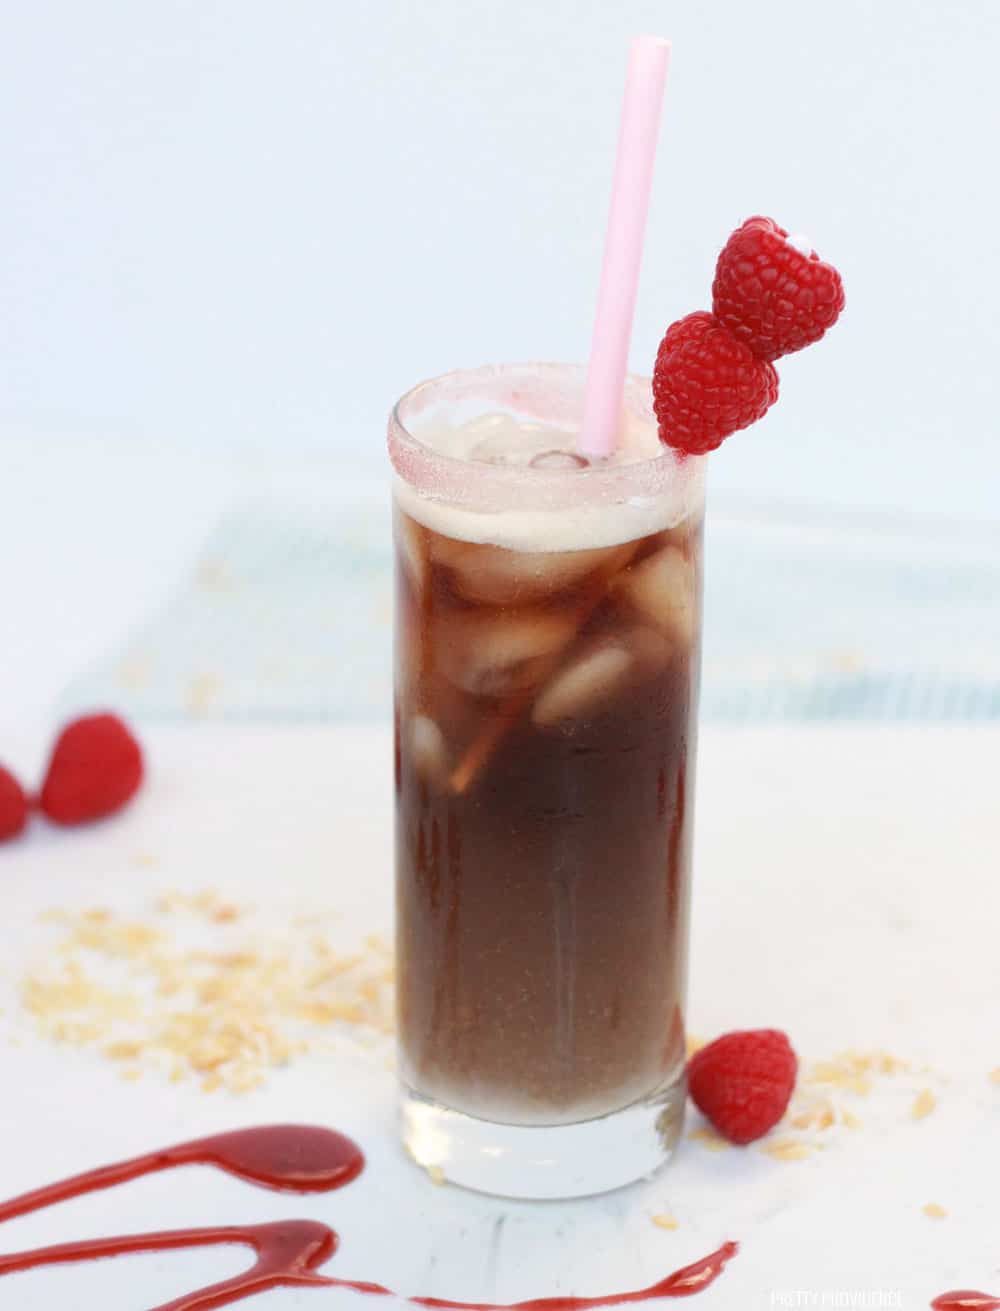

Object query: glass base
[399,1075,686,1200]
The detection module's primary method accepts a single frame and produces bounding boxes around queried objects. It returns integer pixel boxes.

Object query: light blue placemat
[62,498,1000,722]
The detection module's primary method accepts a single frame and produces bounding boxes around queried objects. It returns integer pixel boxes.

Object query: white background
[2,0,998,519]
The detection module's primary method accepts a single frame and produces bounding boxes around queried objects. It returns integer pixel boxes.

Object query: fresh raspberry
[0,765,29,842]
[39,713,144,826]
[687,1028,797,1144]
[712,216,845,361]
[653,311,779,455]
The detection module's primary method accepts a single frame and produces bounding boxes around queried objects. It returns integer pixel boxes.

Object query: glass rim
[387,362,704,515]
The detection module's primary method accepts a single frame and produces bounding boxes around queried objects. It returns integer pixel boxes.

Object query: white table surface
[1,722,998,1309]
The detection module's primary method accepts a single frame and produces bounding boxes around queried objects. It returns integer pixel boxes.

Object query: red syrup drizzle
[0,1220,360,1311]
[412,1242,740,1308]
[0,1122,737,1309]
[932,1295,1000,1310]
[0,1125,371,1311]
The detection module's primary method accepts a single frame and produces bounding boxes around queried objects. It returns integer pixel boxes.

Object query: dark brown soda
[394,508,703,1125]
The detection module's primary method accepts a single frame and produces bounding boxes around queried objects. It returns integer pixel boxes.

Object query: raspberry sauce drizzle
[0,1126,366,1311]
[0,1220,367,1311]
[0,1124,364,1226]
[413,1241,739,1308]
[0,1123,737,1309]
[932,1295,1000,1310]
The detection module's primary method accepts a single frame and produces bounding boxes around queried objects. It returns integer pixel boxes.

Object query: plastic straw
[577,36,670,460]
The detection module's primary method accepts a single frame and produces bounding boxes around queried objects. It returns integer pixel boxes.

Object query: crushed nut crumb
[21,895,394,1094]
[790,1102,836,1132]
[186,673,223,716]
[104,1040,143,1061]
[778,1047,923,1147]
[117,655,153,691]
[922,1203,947,1219]
[688,1126,730,1152]
[911,1089,937,1120]
[808,1049,908,1098]
[763,1137,812,1162]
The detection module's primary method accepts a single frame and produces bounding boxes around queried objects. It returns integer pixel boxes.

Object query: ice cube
[439,608,578,697]
[462,413,512,442]
[434,537,634,607]
[532,644,632,728]
[616,546,697,645]
[469,422,551,467]
[629,626,674,673]
[408,715,449,787]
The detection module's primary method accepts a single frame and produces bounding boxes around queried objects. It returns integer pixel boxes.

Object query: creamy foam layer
[393,413,704,552]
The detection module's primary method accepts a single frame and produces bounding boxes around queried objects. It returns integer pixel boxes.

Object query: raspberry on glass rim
[652,311,779,455]
[713,216,846,362]
[653,216,844,456]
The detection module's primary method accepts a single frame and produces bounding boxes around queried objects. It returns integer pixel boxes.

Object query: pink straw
[577,36,670,460]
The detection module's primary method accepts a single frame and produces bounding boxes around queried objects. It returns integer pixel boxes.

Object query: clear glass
[388,363,705,1198]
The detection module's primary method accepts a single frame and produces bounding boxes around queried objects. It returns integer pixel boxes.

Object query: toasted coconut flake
[688,1126,731,1152]
[764,1137,813,1162]
[651,1214,679,1231]
[21,894,395,1094]
[911,1089,937,1120]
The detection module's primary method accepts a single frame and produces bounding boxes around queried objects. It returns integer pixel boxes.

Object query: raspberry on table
[652,311,779,455]
[687,1028,798,1144]
[39,713,144,826]
[0,765,29,842]
[712,216,845,362]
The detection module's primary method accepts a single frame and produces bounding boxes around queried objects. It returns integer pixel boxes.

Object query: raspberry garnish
[712,216,845,362]
[40,713,144,826]
[652,311,778,455]
[0,765,29,842]
[687,1028,798,1144]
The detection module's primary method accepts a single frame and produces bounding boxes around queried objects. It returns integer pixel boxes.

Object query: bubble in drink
[439,607,578,697]
[532,644,633,728]
[529,450,590,470]
[433,536,635,607]
[616,545,697,645]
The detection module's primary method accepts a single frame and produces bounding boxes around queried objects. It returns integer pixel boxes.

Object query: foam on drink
[393,411,704,553]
